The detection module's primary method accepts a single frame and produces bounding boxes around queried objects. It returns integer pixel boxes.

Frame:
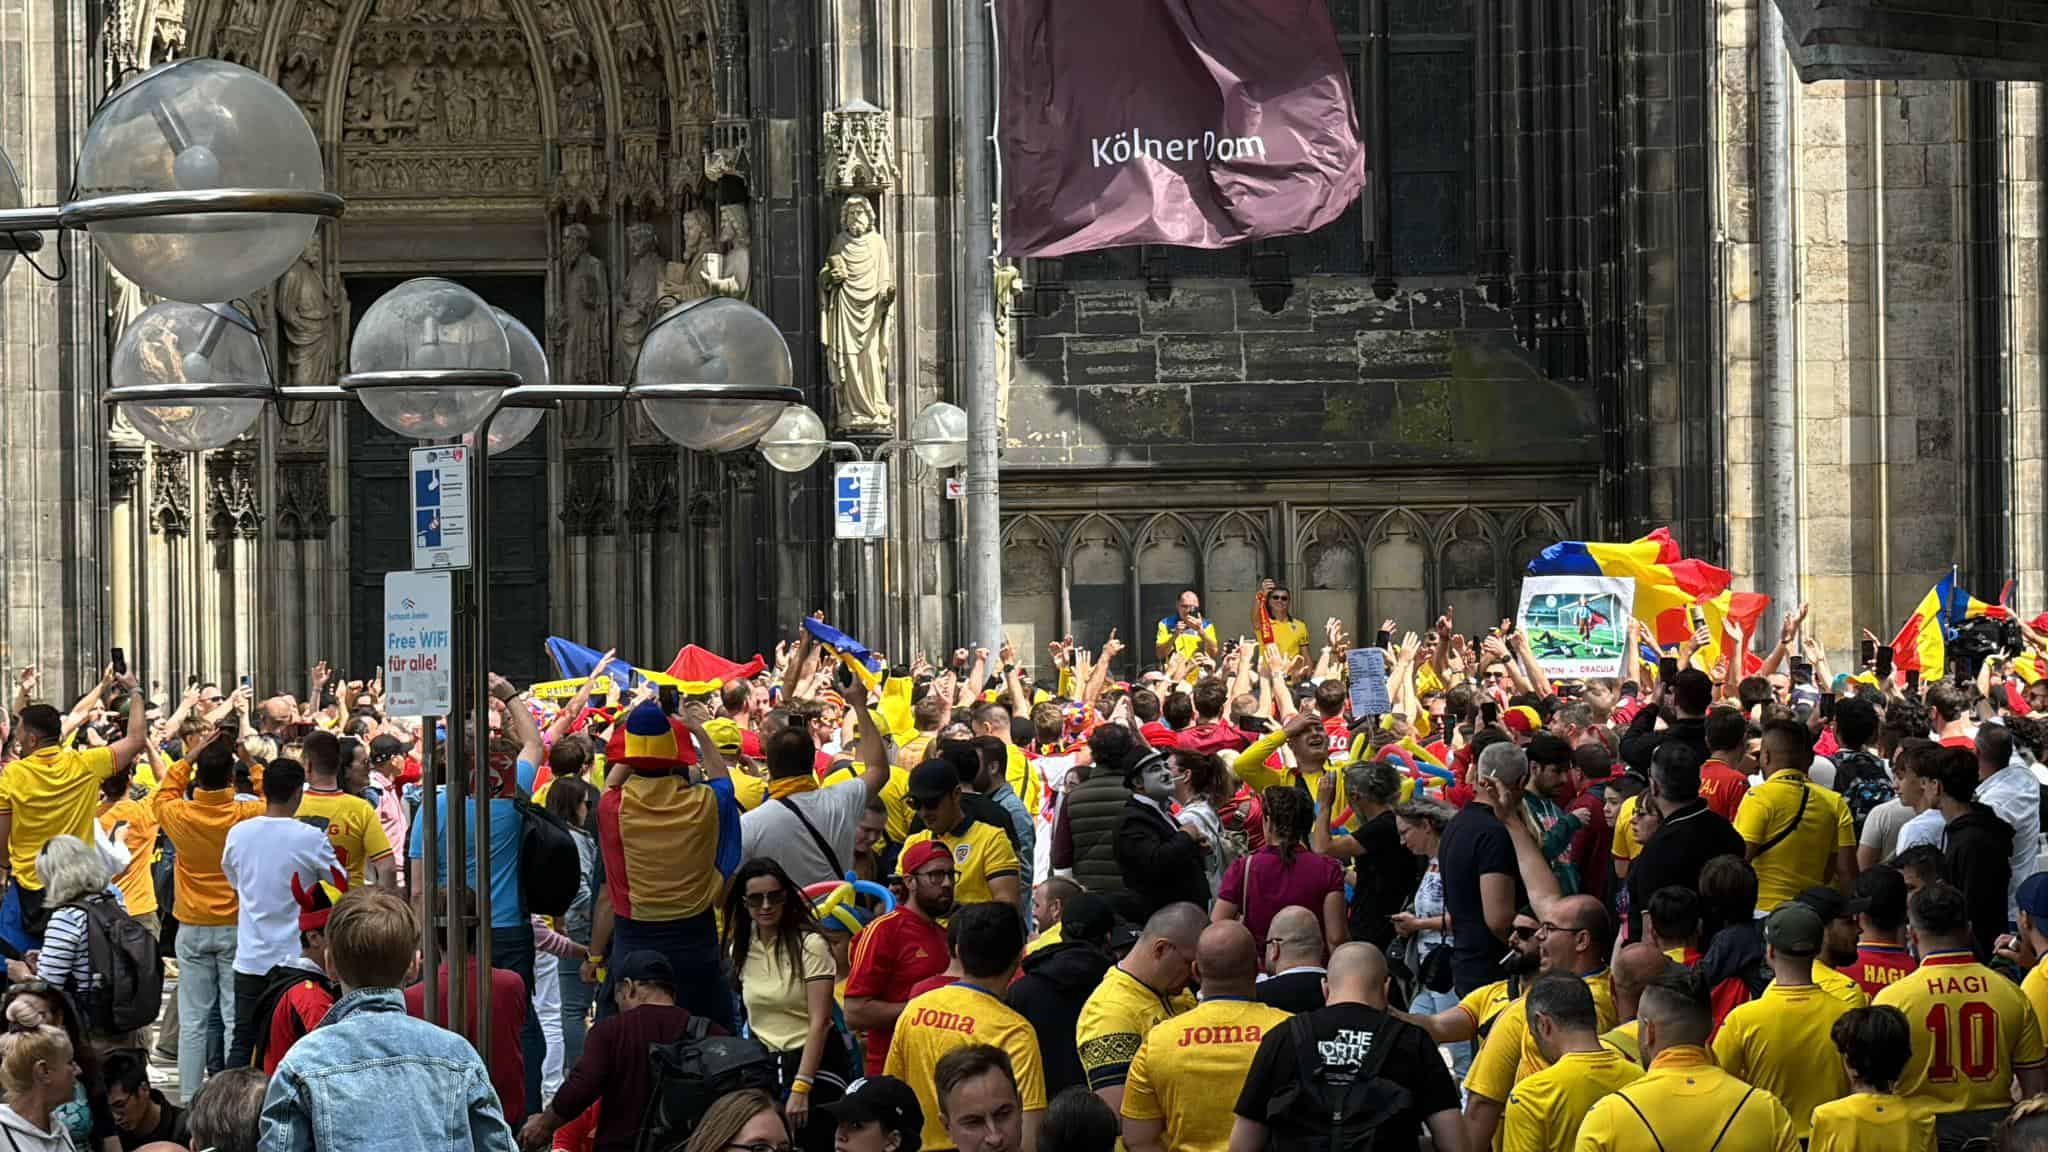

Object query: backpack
[636,1017,779,1152]
[68,892,162,1034]
[1261,1014,1414,1152]
[1834,750,1894,834]
[515,798,582,918]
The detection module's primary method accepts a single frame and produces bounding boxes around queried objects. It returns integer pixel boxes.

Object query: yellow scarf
[769,775,818,801]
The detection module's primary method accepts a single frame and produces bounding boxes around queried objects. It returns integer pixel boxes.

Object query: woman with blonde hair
[15,838,127,1054]
[679,1088,789,1152]
[0,1024,82,1151]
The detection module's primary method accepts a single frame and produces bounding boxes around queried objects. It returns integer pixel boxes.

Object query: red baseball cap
[899,839,950,876]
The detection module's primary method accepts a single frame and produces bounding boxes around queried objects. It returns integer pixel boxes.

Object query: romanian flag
[663,644,766,695]
[802,617,885,692]
[536,637,689,699]
[1526,528,1732,646]
[1696,590,1771,679]
[1891,571,2010,674]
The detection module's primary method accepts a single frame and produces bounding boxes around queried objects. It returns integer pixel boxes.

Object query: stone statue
[993,255,1024,438]
[819,195,895,431]
[615,222,665,384]
[705,204,751,300]
[553,222,609,439]
[279,237,343,390]
[659,207,715,303]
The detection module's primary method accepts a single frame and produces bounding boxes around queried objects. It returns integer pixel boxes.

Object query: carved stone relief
[616,222,664,386]
[823,100,897,193]
[706,203,750,300]
[561,458,617,536]
[275,459,333,541]
[337,0,544,200]
[214,0,265,64]
[206,449,262,539]
[150,450,191,537]
[627,451,680,534]
[280,0,342,106]
[659,207,715,304]
[553,222,610,441]
[109,450,147,503]
[276,237,345,454]
[820,195,894,432]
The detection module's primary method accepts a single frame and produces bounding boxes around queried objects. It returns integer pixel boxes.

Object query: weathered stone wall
[1716,0,2048,643]
[1007,282,1603,471]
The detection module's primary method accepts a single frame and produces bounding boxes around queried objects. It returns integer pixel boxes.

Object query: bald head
[1266,905,1324,972]
[1325,942,1388,1007]
[1194,921,1259,994]
[1141,902,1207,952]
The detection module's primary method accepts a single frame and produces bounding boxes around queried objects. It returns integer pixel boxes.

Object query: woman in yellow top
[721,856,847,1146]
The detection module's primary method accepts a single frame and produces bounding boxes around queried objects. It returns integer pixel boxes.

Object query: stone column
[0,0,105,699]
[107,449,146,662]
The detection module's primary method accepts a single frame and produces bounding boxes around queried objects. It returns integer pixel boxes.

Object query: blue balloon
[847,877,897,914]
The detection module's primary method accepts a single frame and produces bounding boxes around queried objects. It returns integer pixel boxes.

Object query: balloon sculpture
[802,874,897,935]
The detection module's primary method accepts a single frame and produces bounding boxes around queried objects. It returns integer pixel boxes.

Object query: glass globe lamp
[911,401,969,469]
[632,297,798,452]
[466,309,548,456]
[343,277,516,439]
[756,404,830,473]
[107,301,272,452]
[68,59,340,304]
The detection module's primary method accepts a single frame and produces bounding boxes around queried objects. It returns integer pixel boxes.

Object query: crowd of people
[8,579,2048,1151]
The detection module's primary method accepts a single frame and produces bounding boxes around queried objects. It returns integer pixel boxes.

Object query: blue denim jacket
[259,987,518,1152]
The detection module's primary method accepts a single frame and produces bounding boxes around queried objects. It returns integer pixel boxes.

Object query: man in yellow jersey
[885,903,1045,1152]
[1228,942,1467,1152]
[1120,921,1288,1152]
[1025,876,1081,955]
[1877,881,2048,1149]
[1462,894,1617,1150]
[2015,874,2048,1039]
[1711,903,1857,1142]
[1576,969,1801,1152]
[1156,589,1219,663]
[1734,718,1858,911]
[900,761,1021,908]
[1502,974,1642,1152]
[1075,902,1203,1114]
[1792,885,1874,1008]
[1,688,148,935]
[1252,579,1310,664]
[1597,942,1670,1063]
[1234,709,1352,822]
[296,731,395,889]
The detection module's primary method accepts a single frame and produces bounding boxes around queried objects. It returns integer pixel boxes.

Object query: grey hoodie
[0,1103,77,1152]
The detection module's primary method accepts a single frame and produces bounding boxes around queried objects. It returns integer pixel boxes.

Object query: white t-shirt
[222,815,340,976]
[1895,808,1947,855]
[1860,797,1915,861]
[738,779,870,890]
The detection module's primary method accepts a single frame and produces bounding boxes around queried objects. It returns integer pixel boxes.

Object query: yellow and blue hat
[604,699,699,771]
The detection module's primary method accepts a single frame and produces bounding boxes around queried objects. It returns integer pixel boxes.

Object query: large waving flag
[1696,590,1771,678]
[664,645,766,695]
[802,617,885,692]
[535,637,688,701]
[1891,571,2010,674]
[1526,528,1732,646]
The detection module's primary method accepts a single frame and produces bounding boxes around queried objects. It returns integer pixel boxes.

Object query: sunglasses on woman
[742,890,787,909]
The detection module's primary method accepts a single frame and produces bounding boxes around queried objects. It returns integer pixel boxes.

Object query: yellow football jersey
[1121,996,1291,1152]
[884,981,1045,1152]
[1875,950,2048,1115]
[1711,982,1856,1138]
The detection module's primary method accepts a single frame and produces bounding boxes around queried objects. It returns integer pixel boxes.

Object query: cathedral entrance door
[345,274,552,687]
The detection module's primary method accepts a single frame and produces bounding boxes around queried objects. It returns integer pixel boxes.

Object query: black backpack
[68,892,163,1034]
[1834,750,1894,834]
[636,1017,778,1152]
[1261,1014,1414,1152]
[515,798,582,918]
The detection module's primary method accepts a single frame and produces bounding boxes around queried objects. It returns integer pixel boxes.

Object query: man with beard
[846,839,957,1075]
[1394,908,1544,1056]
[1113,749,1210,918]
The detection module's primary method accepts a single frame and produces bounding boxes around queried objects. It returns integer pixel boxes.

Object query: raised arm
[61,665,116,740]
[107,676,149,772]
[957,648,990,708]
[681,704,728,782]
[1475,776,1562,921]
[492,675,544,771]
[1509,628,1552,699]
[782,627,815,701]
[843,676,889,800]
[546,648,615,747]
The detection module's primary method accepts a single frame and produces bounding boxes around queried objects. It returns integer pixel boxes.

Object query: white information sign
[834,461,888,540]
[410,445,472,571]
[384,570,454,715]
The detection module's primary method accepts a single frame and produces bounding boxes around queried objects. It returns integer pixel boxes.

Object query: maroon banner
[997,0,1365,257]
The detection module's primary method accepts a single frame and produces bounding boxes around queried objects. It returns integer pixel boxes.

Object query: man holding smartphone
[1154,590,1219,663]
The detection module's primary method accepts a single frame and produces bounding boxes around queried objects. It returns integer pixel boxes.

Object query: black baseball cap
[824,1076,924,1150]
[1060,893,1115,947]
[1795,885,1851,923]
[612,950,675,984]
[907,759,960,805]
[368,734,409,762]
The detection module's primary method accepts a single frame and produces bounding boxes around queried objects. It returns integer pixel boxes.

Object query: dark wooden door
[346,274,552,687]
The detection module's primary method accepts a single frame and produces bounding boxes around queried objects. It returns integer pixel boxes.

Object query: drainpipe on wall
[1757,0,1800,633]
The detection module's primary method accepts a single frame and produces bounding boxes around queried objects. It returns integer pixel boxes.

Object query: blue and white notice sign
[384,570,453,716]
[834,461,888,541]
[410,445,471,571]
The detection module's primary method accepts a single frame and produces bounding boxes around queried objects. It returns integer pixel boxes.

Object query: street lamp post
[108,276,804,1063]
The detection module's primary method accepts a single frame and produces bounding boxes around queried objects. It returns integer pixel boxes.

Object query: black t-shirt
[1255,968,1328,1015]
[117,1091,189,1151]
[1233,1002,1458,1152]
[1347,810,1417,949]
[1437,805,1520,995]
[1623,800,1746,938]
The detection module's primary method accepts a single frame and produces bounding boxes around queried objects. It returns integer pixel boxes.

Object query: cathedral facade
[2,0,2046,696]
